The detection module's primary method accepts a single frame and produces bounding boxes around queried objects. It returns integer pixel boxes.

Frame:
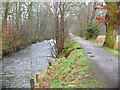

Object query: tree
[68,2,97,37]
[44,2,71,57]
[2,20,21,53]
[103,2,119,50]
[2,2,14,28]
[2,2,53,55]
[86,22,100,40]
[95,1,120,50]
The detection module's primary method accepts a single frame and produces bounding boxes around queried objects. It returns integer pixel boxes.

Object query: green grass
[90,40,120,57]
[57,37,78,58]
[36,38,101,88]
[104,47,119,56]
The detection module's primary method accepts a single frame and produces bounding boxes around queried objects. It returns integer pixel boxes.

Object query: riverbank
[36,37,113,88]
[2,39,55,88]
[2,39,48,57]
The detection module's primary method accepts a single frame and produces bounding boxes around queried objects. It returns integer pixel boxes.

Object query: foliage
[36,38,101,88]
[94,1,120,29]
[86,22,100,40]
[94,1,120,49]
[2,21,21,54]
[2,2,53,56]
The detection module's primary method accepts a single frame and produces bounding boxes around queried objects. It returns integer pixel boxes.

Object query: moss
[30,77,34,80]
[57,37,75,58]
[104,2,118,50]
[36,73,39,76]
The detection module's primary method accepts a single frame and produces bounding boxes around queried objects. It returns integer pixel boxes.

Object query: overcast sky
[2,0,117,2]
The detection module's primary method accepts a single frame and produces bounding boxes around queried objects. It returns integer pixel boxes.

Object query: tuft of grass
[89,40,120,57]
[104,47,119,56]
[36,38,101,88]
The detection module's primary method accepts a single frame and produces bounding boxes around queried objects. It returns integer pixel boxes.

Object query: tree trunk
[54,2,60,55]
[59,2,65,53]
[103,2,119,50]
[3,2,10,29]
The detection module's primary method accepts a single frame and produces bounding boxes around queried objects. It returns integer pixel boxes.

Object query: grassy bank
[36,37,102,88]
[89,40,120,57]
[95,35,120,57]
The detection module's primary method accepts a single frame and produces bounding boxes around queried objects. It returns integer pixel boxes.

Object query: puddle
[89,55,94,58]
[87,51,92,54]
[76,47,82,49]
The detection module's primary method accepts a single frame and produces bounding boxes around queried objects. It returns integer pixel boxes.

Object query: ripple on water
[2,39,55,88]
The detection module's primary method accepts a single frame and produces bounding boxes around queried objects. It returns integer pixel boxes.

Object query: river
[2,39,55,88]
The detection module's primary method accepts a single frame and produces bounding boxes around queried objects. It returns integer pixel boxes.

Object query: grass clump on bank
[36,37,101,88]
[90,40,120,57]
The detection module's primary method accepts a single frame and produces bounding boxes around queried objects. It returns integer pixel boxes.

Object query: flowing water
[2,39,55,88]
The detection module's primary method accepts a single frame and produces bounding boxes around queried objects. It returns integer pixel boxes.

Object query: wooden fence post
[30,77,35,88]
[36,73,39,83]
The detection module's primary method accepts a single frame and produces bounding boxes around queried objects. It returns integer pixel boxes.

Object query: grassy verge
[89,40,120,57]
[36,37,101,88]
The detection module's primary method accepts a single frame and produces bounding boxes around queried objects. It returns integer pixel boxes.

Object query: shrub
[86,22,100,40]
[2,21,21,54]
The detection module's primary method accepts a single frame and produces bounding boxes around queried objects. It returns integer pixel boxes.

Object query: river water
[2,39,55,88]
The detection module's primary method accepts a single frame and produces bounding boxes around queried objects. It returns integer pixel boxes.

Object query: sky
[2,0,119,2]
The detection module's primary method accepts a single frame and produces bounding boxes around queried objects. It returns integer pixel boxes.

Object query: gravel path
[70,33,118,88]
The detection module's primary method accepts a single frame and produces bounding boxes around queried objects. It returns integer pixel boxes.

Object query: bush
[86,22,100,40]
[2,21,21,54]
